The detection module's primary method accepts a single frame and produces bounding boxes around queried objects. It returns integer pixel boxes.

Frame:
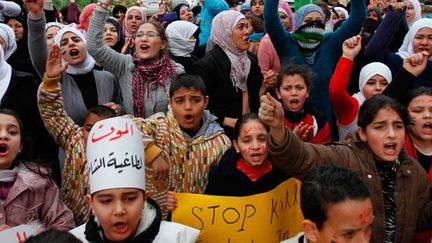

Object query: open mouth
[184,114,193,123]
[290,99,300,106]
[69,49,80,57]
[139,44,150,51]
[0,144,8,156]
[424,122,432,129]
[384,143,396,151]
[113,222,128,234]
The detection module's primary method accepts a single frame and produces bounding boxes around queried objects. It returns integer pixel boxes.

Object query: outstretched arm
[264,0,290,58]
[329,35,362,126]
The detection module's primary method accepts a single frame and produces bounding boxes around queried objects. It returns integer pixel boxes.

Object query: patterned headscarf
[208,10,251,91]
[122,6,146,40]
[0,23,17,60]
[76,3,97,31]
[353,62,392,105]
[278,0,295,31]
[294,4,324,29]
[407,0,422,28]
[397,18,432,59]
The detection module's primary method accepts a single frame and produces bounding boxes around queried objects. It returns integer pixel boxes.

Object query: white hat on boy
[87,117,145,194]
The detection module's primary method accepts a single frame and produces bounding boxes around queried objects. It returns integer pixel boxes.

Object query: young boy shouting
[134,73,232,217]
[70,117,199,242]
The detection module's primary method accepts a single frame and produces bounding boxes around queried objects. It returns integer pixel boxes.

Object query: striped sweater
[37,75,162,225]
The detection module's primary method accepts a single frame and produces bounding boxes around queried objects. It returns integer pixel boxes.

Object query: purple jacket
[0,163,74,232]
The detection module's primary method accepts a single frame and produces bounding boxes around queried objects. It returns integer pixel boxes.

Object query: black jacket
[204,148,289,196]
[194,45,263,139]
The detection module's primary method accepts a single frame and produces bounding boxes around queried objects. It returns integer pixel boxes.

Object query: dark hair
[404,87,432,107]
[174,3,190,19]
[233,113,269,140]
[0,109,33,162]
[301,166,370,230]
[113,5,127,16]
[0,109,51,178]
[357,95,411,129]
[225,0,239,8]
[333,19,345,31]
[169,73,207,98]
[191,5,202,17]
[276,64,314,91]
[106,17,124,53]
[86,105,116,119]
[24,229,82,243]
[315,1,331,22]
[246,15,265,33]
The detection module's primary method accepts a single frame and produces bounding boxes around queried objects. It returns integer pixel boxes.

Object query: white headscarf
[353,62,392,105]
[407,0,422,28]
[397,18,432,59]
[332,7,349,20]
[207,10,251,91]
[45,22,64,31]
[54,26,95,75]
[0,23,17,60]
[166,20,198,57]
[0,46,11,103]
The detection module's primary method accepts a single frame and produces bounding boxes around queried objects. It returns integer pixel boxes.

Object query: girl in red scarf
[166,113,289,211]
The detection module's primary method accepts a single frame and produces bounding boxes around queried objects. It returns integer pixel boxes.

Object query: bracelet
[96,0,109,10]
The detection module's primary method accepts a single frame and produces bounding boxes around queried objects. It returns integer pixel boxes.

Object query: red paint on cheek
[358,207,373,225]
[242,147,250,154]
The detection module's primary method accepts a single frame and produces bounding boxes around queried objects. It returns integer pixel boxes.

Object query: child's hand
[152,155,169,180]
[121,38,134,54]
[45,44,68,78]
[263,70,278,89]
[165,191,178,211]
[103,102,122,115]
[293,122,314,142]
[342,35,362,60]
[403,51,429,77]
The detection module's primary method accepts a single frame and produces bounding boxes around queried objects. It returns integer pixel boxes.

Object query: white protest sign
[0,224,37,242]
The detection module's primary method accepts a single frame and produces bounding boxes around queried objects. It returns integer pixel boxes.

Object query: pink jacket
[257,34,281,74]
[0,163,75,232]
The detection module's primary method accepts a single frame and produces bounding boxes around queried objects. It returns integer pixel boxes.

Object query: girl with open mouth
[88,2,183,119]
[259,92,431,243]
[276,64,331,144]
[0,108,74,232]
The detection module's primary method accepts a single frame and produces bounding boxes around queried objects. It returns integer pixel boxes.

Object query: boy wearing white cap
[70,117,199,242]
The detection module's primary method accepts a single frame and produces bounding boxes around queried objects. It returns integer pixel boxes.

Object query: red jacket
[404,134,432,183]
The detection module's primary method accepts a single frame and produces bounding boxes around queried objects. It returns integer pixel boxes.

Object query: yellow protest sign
[172,178,303,243]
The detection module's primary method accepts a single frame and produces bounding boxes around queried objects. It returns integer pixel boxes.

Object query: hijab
[76,3,97,32]
[397,18,432,59]
[278,0,295,32]
[293,4,324,29]
[166,20,197,57]
[45,22,64,31]
[407,0,422,28]
[122,6,146,40]
[54,26,95,75]
[0,23,17,60]
[207,10,251,91]
[0,45,12,103]
[353,62,392,105]
[106,17,124,53]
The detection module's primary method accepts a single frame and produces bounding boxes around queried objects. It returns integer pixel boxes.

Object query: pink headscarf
[76,3,96,31]
[278,0,295,31]
[122,6,146,40]
[208,10,251,91]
